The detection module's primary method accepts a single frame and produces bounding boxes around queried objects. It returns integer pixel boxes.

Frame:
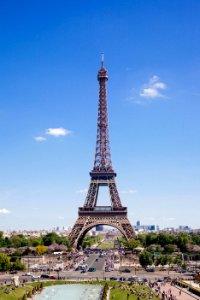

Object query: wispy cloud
[0,208,11,214]
[127,75,168,105]
[76,189,88,194]
[34,136,47,142]
[58,215,64,220]
[46,127,72,137]
[140,75,167,99]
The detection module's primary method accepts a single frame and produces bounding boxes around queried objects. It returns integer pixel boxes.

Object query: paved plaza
[160,283,200,300]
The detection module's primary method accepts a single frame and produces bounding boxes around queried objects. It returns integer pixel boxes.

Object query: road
[0,253,195,284]
[87,255,105,271]
[84,254,98,268]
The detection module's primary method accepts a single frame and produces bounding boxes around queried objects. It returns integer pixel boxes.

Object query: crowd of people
[151,280,183,300]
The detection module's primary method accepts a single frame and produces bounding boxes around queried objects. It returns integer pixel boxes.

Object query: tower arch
[75,220,129,249]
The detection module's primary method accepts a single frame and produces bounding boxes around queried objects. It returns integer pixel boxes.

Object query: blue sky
[0,0,200,230]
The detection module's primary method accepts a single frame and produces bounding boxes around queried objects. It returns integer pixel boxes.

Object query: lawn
[0,285,33,300]
[110,284,160,300]
[99,240,114,249]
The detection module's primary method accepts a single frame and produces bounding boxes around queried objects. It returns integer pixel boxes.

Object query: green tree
[42,232,67,246]
[30,237,43,247]
[157,233,175,247]
[164,244,176,253]
[10,235,29,248]
[40,282,44,289]
[126,239,140,249]
[191,234,200,246]
[173,257,182,265]
[176,233,190,252]
[117,237,126,247]
[27,291,32,298]
[139,251,153,268]
[22,294,27,300]
[11,259,25,271]
[0,253,11,271]
[3,237,12,248]
[0,231,4,248]
[137,234,146,247]
[155,254,169,266]
[147,244,162,253]
[145,233,157,246]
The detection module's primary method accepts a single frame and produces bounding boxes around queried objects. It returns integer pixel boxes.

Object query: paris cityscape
[0,1,200,300]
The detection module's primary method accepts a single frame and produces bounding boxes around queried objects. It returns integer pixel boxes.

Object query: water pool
[34,284,103,300]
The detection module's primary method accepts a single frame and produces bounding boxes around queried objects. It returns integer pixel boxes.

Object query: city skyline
[0,1,200,230]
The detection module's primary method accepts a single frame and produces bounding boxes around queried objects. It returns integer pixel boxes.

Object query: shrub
[102,283,109,300]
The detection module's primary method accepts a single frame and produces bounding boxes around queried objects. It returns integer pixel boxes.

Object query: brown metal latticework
[68,57,135,248]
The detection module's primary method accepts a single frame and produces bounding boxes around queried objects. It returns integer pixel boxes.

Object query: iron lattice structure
[68,58,135,248]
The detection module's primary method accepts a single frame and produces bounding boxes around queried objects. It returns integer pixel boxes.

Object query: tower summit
[92,54,113,174]
[68,57,135,248]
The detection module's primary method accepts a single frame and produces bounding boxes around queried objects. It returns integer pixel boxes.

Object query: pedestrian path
[107,287,111,300]
[160,283,200,300]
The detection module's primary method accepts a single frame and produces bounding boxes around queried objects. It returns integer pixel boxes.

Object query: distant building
[96,225,104,231]
[106,231,116,239]
[136,220,140,227]
[178,225,191,232]
[134,221,159,232]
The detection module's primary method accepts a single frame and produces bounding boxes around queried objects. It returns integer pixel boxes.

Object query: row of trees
[0,232,71,250]
[137,232,200,252]
[119,232,200,253]
[138,250,185,268]
[0,253,25,271]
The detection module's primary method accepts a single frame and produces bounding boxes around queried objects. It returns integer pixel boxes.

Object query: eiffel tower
[68,55,135,248]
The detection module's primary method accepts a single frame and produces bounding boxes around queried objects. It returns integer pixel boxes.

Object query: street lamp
[57,268,61,280]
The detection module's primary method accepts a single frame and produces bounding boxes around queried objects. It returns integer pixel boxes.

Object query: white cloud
[140,75,167,99]
[76,189,88,194]
[34,136,47,142]
[0,208,11,214]
[58,216,64,220]
[153,82,166,89]
[46,127,72,137]
[140,87,161,98]
[120,189,137,194]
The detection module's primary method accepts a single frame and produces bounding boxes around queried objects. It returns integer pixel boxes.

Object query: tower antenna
[101,51,104,68]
